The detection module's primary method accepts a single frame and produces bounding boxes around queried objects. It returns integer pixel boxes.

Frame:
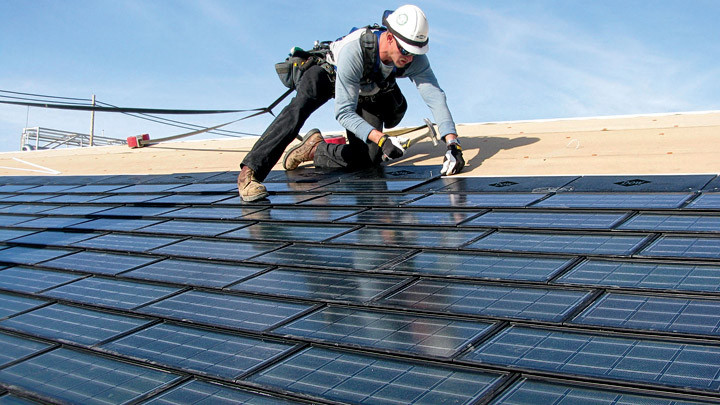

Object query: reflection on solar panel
[557,259,720,292]
[1,171,719,403]
[101,322,297,379]
[463,325,720,392]
[246,346,505,404]
[275,306,495,357]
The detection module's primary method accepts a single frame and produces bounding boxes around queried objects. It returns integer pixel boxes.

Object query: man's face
[390,34,415,67]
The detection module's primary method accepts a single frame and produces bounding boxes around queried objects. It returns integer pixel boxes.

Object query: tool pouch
[275,56,315,89]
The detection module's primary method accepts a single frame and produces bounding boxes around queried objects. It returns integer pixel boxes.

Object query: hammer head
[423,118,439,146]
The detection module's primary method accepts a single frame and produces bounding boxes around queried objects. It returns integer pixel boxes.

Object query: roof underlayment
[0,165,719,404]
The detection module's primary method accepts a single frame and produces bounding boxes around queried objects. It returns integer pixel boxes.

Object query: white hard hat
[382,5,429,55]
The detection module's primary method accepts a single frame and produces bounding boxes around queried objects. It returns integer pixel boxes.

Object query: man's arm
[333,41,377,142]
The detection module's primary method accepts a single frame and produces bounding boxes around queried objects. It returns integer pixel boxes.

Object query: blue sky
[1,0,718,152]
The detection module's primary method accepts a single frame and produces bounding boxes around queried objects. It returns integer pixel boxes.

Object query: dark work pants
[241,65,407,180]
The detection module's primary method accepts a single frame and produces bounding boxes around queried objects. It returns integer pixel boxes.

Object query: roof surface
[0,166,719,404]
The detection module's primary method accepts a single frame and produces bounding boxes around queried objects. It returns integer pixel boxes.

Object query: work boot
[237,166,269,202]
[283,129,324,171]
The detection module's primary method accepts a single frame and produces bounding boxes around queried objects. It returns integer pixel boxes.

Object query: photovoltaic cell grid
[0,172,720,404]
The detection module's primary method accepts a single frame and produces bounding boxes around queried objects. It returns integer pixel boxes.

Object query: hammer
[400,118,439,149]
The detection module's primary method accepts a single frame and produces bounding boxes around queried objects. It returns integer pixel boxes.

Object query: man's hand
[441,142,465,175]
[378,134,406,159]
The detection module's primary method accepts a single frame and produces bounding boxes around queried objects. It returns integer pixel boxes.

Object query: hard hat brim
[396,37,429,55]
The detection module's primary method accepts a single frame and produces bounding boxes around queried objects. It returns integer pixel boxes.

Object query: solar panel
[381,280,591,322]
[10,216,92,229]
[338,209,478,226]
[535,193,692,209]
[556,259,720,292]
[463,325,720,392]
[21,185,79,194]
[387,251,573,281]
[41,251,157,275]
[151,239,283,261]
[618,213,720,232]
[147,194,234,204]
[40,194,107,203]
[59,184,125,193]
[135,219,247,237]
[251,244,409,271]
[143,379,297,405]
[313,179,426,193]
[0,292,48,320]
[687,193,720,209]
[328,226,483,248]
[469,231,649,255]
[111,184,183,193]
[274,306,495,358]
[123,259,267,287]
[94,206,181,217]
[0,204,59,214]
[245,346,504,404]
[0,331,52,368]
[465,210,628,229]
[137,290,313,331]
[229,268,407,303]
[0,229,37,242]
[0,267,84,293]
[408,193,546,208]
[240,207,359,222]
[0,246,78,265]
[41,205,118,216]
[41,277,181,310]
[169,183,236,193]
[0,214,37,226]
[562,175,714,192]
[0,185,35,193]
[0,303,153,346]
[489,378,705,405]
[9,230,99,246]
[158,206,264,219]
[640,236,720,259]
[101,322,297,379]
[300,193,421,206]
[69,218,163,231]
[0,194,57,203]
[72,234,180,253]
[413,176,578,193]
[0,393,43,404]
[214,193,317,205]
[222,223,353,242]
[0,348,182,404]
[89,194,169,203]
[571,292,720,336]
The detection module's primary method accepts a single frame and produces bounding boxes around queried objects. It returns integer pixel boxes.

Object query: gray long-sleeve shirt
[327,29,457,142]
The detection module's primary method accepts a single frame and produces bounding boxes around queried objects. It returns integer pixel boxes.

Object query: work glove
[378,134,406,160]
[441,142,465,175]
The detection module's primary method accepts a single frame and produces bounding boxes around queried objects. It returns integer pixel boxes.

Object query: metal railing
[20,127,126,151]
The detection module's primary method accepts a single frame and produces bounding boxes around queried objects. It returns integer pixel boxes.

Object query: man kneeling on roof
[238,4,464,202]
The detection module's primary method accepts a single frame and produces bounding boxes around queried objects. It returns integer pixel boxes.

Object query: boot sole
[283,129,321,170]
[240,189,269,202]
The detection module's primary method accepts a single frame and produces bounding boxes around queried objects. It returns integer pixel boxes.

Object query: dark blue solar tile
[146,194,233,204]
[73,233,180,253]
[68,218,163,231]
[490,378,706,405]
[314,179,427,193]
[215,193,317,205]
[563,175,714,192]
[41,251,157,275]
[0,185,35,193]
[251,244,409,271]
[9,230,99,246]
[0,204,59,214]
[0,246,77,265]
[40,194,107,203]
[95,206,180,217]
[135,220,245,237]
[0,304,153,346]
[144,379,297,404]
[0,292,48,319]
[275,306,495,358]
[102,322,296,379]
[414,176,578,193]
[469,231,649,255]
[466,210,628,229]
[41,205,118,215]
[151,239,282,261]
[0,393,44,404]
[0,348,182,404]
[338,209,477,226]
[123,259,267,287]
[0,267,83,293]
[0,194,57,202]
[240,207,359,222]
[640,236,720,259]
[158,206,263,219]
[0,331,52,368]
[535,193,692,209]
[61,184,125,193]
[0,229,37,241]
[464,325,720,392]
[387,252,573,281]
[0,214,37,226]
[90,194,167,203]
[382,280,591,322]
[169,183,236,193]
[408,193,546,208]
[111,184,183,193]
[41,277,181,310]
[246,346,504,404]
[572,293,720,336]
[21,185,79,193]
[229,268,407,303]
[10,216,92,229]
[223,223,353,242]
[688,193,720,209]
[138,290,313,331]
[300,193,421,207]
[328,226,483,248]
[557,259,720,293]
[618,213,720,232]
